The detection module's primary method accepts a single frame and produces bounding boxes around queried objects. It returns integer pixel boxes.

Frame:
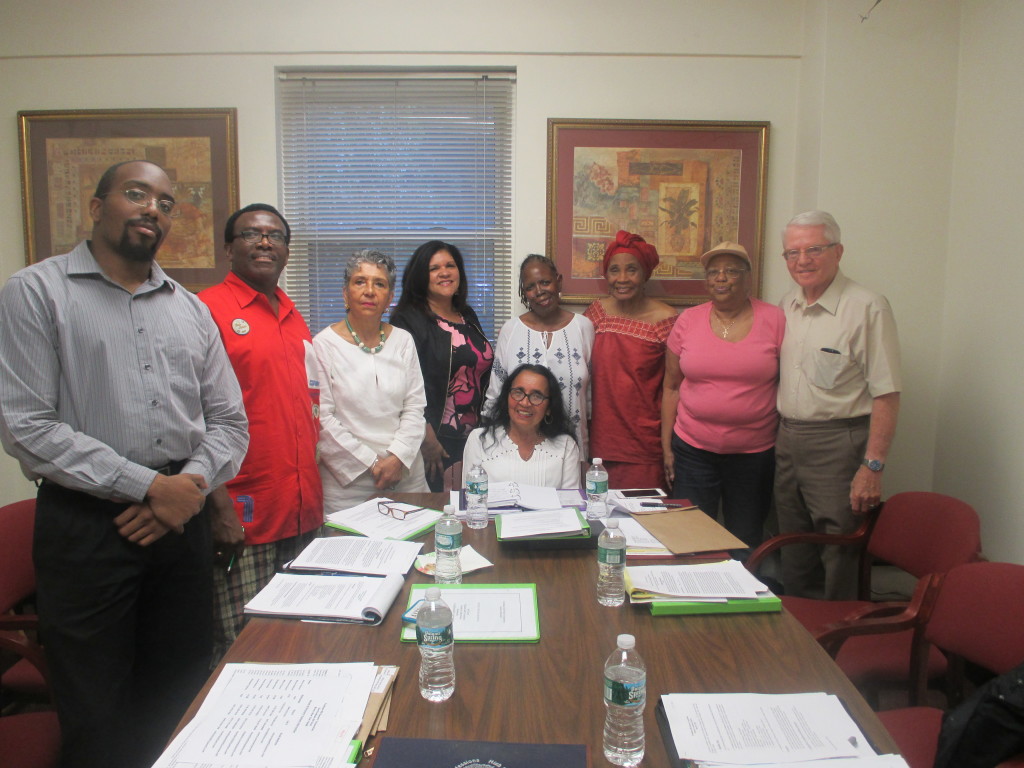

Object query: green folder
[494,509,591,541]
[647,594,782,616]
[400,583,540,643]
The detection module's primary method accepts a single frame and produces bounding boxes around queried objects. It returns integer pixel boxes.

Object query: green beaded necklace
[345,317,386,354]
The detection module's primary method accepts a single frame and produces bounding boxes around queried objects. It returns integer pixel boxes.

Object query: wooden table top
[180,493,898,765]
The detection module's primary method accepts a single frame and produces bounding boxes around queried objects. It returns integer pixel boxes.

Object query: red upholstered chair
[746,491,981,704]
[851,562,1024,768]
[0,499,49,703]
[0,630,60,768]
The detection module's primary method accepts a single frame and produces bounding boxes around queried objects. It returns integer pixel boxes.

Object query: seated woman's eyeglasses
[377,501,425,520]
[509,387,550,406]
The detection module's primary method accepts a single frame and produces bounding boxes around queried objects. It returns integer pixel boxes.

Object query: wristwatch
[862,458,885,472]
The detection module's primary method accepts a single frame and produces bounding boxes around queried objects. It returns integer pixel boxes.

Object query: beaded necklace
[345,317,386,354]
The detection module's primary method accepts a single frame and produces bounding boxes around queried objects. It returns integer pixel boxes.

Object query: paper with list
[152,662,375,768]
[288,535,422,575]
[627,561,767,600]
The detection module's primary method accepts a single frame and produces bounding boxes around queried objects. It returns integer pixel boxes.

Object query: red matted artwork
[18,109,239,291]
[546,119,769,306]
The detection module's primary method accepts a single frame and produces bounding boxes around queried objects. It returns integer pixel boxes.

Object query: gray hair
[783,211,842,245]
[343,249,397,289]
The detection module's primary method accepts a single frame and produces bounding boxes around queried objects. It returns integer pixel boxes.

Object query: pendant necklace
[345,317,386,354]
[713,310,742,339]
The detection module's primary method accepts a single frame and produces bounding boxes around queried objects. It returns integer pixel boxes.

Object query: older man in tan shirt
[775,210,901,600]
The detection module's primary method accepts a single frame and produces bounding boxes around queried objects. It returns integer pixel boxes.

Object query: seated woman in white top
[463,364,580,489]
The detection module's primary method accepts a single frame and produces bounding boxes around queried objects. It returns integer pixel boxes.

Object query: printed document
[326,497,441,539]
[661,692,876,765]
[288,535,422,575]
[627,561,767,600]
[152,662,375,768]
[401,584,539,642]
[244,572,405,625]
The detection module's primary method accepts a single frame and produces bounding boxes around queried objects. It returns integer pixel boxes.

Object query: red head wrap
[602,230,660,280]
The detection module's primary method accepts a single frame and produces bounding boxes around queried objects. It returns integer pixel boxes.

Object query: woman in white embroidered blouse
[463,364,581,489]
[315,250,429,513]
[485,254,594,455]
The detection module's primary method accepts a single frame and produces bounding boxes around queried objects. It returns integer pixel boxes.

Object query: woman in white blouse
[464,364,580,489]
[485,255,594,455]
[314,250,429,513]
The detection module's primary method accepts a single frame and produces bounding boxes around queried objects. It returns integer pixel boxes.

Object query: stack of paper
[288,536,422,575]
[244,572,406,625]
[495,508,588,540]
[152,662,379,768]
[325,497,442,540]
[658,692,909,767]
[616,516,672,557]
[626,561,781,615]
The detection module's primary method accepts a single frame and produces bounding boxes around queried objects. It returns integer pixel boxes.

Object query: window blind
[277,70,515,337]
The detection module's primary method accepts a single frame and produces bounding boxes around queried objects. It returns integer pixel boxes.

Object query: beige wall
[1,0,1020,563]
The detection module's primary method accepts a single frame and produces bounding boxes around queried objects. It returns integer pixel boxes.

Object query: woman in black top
[390,241,493,492]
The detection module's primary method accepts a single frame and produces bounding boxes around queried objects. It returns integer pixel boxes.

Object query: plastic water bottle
[586,458,610,520]
[434,506,463,584]
[597,518,627,606]
[416,587,455,701]
[465,462,489,530]
[603,634,646,767]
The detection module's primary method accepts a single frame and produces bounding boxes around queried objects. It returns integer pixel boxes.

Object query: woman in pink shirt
[660,242,784,553]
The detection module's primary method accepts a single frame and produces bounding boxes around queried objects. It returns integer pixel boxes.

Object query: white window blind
[277,70,515,337]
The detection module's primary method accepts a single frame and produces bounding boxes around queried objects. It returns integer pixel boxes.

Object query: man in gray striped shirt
[0,160,248,768]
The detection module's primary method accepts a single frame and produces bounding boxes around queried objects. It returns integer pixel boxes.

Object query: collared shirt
[778,270,901,421]
[0,241,248,502]
[199,272,323,544]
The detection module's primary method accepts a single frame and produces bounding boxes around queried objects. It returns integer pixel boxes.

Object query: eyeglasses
[705,267,748,279]
[509,387,550,406]
[377,501,425,520]
[782,243,838,261]
[103,186,180,218]
[235,229,287,245]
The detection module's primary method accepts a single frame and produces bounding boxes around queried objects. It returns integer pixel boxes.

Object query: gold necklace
[712,309,744,339]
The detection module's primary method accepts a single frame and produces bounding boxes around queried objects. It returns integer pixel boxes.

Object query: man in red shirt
[199,203,323,661]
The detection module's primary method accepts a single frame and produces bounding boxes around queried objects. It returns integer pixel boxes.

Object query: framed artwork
[18,108,239,291]
[546,118,769,306]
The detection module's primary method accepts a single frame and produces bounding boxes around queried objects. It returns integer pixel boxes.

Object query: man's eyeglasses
[235,229,287,246]
[103,186,179,218]
[509,387,550,406]
[377,502,425,520]
[705,267,748,280]
[782,243,838,261]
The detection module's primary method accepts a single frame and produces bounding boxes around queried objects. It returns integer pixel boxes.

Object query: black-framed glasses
[103,186,179,218]
[509,387,549,406]
[705,267,748,280]
[235,229,287,245]
[377,502,424,520]
[782,243,838,261]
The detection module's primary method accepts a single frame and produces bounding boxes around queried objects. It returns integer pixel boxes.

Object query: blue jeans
[670,433,775,553]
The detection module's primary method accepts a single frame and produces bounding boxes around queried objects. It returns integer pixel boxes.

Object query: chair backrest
[926,561,1024,675]
[867,492,981,579]
[0,498,37,614]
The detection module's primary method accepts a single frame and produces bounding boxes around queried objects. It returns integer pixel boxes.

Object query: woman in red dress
[584,231,676,489]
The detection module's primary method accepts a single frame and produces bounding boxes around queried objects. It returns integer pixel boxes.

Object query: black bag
[935,661,1024,768]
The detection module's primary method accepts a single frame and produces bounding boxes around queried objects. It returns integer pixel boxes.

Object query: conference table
[179,493,899,766]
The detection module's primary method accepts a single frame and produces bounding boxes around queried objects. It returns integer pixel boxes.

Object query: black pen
[820,347,841,354]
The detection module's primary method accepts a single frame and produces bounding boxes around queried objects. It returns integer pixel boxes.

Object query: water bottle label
[467,480,488,495]
[416,624,454,647]
[436,531,462,550]
[604,676,645,707]
[586,478,609,494]
[598,545,623,565]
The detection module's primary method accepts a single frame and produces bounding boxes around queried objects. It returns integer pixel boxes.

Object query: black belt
[152,459,189,476]
[780,416,870,428]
